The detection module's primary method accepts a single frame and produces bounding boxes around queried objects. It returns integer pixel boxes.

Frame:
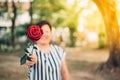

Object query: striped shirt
[27,44,66,80]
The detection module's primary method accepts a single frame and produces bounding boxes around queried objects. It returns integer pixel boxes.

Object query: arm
[61,59,70,80]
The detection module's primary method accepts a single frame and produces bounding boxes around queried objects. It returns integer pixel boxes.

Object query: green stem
[30,42,34,56]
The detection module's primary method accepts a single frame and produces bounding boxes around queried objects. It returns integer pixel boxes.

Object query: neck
[37,44,50,53]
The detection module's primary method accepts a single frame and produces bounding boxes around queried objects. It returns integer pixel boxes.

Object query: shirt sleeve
[54,45,66,62]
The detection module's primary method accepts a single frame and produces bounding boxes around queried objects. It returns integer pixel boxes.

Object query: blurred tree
[32,0,84,47]
[29,2,33,24]
[0,2,8,16]
[61,1,84,47]
[93,0,120,68]
[0,2,18,47]
[11,1,17,47]
[32,0,65,24]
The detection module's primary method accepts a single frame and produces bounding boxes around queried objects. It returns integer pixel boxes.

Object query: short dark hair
[37,20,52,30]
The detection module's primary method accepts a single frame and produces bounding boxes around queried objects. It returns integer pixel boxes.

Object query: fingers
[30,53,37,63]
[29,53,36,59]
[26,60,35,66]
[26,53,37,66]
[30,58,36,62]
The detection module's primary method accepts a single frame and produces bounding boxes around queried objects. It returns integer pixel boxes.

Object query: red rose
[26,25,43,42]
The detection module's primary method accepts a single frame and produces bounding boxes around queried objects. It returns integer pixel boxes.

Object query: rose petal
[26,25,43,42]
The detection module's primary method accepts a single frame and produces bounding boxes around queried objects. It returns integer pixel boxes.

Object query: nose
[42,32,47,36]
[43,32,45,35]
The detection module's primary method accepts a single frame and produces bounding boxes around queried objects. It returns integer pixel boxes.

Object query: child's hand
[26,53,37,66]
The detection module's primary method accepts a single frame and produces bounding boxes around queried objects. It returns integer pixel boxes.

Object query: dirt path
[0,47,109,80]
[65,47,109,80]
[65,47,109,62]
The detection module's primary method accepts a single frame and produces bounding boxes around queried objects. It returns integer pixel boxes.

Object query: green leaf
[33,46,37,49]
[20,54,27,65]
[24,48,29,53]
[27,56,32,61]
[28,42,32,46]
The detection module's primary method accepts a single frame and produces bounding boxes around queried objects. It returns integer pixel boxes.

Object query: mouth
[41,37,47,40]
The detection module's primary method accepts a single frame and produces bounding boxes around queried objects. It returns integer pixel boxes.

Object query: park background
[0,0,120,80]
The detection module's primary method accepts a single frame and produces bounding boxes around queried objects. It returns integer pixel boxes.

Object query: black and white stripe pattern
[28,44,66,80]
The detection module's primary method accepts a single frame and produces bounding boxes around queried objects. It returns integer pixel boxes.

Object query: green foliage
[24,48,29,53]
[1,0,105,48]
[68,27,77,47]
[15,24,30,38]
[53,17,64,27]
[0,44,21,52]
[20,53,28,65]
[32,0,52,21]
[98,32,106,48]
[32,0,66,27]
[0,24,30,52]
[39,8,52,20]
[0,28,11,46]
[0,2,8,16]
[20,53,32,65]
[20,43,37,65]
[0,27,22,52]
[49,0,66,11]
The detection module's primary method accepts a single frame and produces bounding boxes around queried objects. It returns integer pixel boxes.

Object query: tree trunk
[11,1,17,47]
[69,27,76,47]
[93,0,120,67]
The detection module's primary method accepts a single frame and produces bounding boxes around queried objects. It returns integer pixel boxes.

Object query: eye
[44,30,50,33]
